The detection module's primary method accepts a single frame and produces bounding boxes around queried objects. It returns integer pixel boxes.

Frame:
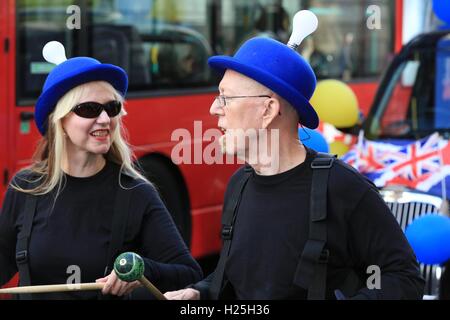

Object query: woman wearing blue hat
[0,42,202,299]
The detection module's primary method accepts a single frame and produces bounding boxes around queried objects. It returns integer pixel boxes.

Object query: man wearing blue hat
[165,35,424,300]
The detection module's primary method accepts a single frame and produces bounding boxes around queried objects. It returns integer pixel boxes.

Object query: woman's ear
[262,98,281,129]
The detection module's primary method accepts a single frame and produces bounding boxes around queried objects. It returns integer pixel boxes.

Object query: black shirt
[0,161,202,299]
[210,148,424,299]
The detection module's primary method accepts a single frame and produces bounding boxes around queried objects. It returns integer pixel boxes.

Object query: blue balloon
[298,127,329,153]
[433,0,450,26]
[405,214,450,265]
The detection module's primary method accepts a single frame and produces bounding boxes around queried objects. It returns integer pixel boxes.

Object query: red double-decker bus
[1,0,403,294]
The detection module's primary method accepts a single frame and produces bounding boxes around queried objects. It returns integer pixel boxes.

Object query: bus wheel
[140,158,192,248]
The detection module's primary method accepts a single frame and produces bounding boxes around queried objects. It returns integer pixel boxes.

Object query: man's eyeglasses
[71,100,122,119]
[214,95,271,108]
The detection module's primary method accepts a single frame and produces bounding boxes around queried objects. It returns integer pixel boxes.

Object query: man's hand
[164,288,201,300]
[96,270,142,297]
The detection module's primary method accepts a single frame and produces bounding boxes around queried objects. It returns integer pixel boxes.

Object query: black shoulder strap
[104,186,131,276]
[15,178,131,299]
[15,191,37,300]
[209,166,252,300]
[294,152,336,300]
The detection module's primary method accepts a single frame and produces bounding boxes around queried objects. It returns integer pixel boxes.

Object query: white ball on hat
[43,41,67,65]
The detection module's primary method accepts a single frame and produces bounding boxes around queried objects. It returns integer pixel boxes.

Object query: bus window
[302,0,394,81]
[218,0,394,82]
[16,0,75,102]
[372,46,448,139]
[219,0,297,55]
[90,0,213,91]
[16,0,214,103]
[378,60,417,137]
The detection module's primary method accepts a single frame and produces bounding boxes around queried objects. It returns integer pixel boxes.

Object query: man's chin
[219,135,235,156]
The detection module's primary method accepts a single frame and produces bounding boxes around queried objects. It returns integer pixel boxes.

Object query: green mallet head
[114,252,145,282]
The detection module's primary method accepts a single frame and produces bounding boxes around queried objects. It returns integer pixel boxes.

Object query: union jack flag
[342,132,450,199]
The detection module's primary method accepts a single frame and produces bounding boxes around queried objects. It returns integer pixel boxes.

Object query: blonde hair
[12,81,149,195]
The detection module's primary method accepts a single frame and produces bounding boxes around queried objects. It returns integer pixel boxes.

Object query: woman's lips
[90,129,110,141]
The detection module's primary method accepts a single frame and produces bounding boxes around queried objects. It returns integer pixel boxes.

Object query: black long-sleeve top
[193,148,424,300]
[0,161,202,299]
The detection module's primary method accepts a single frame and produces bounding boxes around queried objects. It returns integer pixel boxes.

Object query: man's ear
[262,98,280,129]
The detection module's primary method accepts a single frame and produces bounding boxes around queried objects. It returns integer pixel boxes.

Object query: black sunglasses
[71,100,122,119]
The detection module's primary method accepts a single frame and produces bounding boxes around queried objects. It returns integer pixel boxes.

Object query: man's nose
[210,99,223,116]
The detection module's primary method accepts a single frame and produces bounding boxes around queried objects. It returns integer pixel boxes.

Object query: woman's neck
[62,153,106,178]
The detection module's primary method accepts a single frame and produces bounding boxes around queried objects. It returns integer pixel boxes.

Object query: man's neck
[247,135,307,176]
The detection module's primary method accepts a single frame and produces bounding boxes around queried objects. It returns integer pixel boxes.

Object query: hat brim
[209,56,318,129]
[35,64,128,135]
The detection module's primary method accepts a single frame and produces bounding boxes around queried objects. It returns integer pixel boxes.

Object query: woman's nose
[96,110,111,124]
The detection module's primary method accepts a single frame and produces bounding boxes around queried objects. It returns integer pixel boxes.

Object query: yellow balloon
[310,80,359,128]
[330,141,350,158]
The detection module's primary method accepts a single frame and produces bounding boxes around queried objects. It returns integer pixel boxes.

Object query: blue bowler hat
[35,41,128,135]
[208,37,318,129]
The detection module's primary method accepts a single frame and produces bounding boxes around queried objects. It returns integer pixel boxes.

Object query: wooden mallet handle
[139,276,166,300]
[0,283,104,294]
[0,279,166,299]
